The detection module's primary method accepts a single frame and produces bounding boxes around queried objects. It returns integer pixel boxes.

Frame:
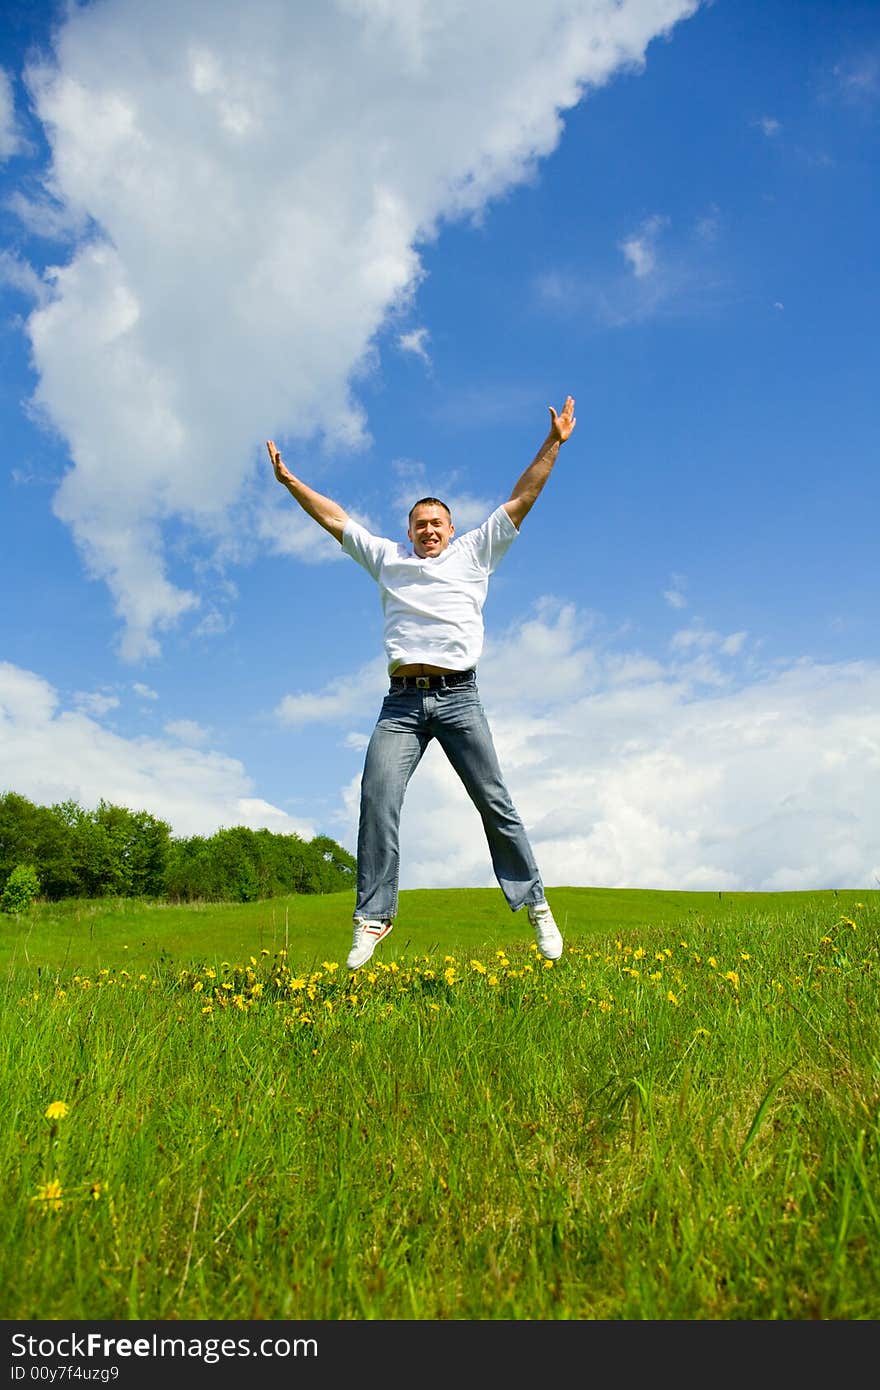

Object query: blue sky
[1,0,878,893]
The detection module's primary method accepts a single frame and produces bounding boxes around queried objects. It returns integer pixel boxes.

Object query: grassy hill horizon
[3,883,875,976]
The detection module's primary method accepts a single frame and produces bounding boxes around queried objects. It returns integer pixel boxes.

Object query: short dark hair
[408,496,451,523]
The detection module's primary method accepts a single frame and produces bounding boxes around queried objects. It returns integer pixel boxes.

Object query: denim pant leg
[355,692,429,920]
[433,683,544,913]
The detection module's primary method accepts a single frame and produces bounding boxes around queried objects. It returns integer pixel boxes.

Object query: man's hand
[503,392,576,528]
[266,439,294,485]
[266,439,349,542]
[548,395,576,444]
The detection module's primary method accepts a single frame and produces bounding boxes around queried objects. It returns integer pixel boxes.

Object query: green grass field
[2,885,878,1320]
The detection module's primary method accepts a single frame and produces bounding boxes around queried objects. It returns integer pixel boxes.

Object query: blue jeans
[355,672,545,920]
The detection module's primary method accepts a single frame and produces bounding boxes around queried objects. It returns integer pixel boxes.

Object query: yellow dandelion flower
[34,1180,63,1211]
[201,1005,213,1015]
[724,970,739,988]
[192,980,203,992]
[488,975,499,986]
[444,968,457,985]
[855,902,864,909]
[543,958,554,969]
[667,991,679,1005]
[707,956,717,968]
[740,952,751,961]
[323,999,334,1012]
[470,960,487,974]
[695,1027,710,1038]
[90,1182,102,1201]
[290,977,306,991]
[633,947,646,960]
[45,1101,69,1121]
[429,1003,440,1013]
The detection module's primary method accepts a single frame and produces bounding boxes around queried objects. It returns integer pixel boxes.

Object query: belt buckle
[416,675,430,689]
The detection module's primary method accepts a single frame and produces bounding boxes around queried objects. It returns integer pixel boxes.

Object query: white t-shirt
[341,504,519,673]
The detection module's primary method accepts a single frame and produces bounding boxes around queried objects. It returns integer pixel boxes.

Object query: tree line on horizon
[0,791,356,909]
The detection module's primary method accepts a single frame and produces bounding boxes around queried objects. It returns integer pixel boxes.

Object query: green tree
[1,863,40,915]
[94,801,171,896]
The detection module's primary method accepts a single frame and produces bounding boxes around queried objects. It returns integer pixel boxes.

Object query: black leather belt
[390,669,475,691]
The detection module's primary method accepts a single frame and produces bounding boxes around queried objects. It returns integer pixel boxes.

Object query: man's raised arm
[503,395,576,530]
[266,440,349,544]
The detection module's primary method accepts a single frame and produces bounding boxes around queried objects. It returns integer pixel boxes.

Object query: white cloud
[15,0,699,659]
[164,718,210,745]
[276,656,388,726]
[694,205,720,241]
[0,660,314,839]
[832,54,879,103]
[538,204,724,328]
[73,689,120,717]
[0,251,51,305]
[755,115,782,136]
[322,603,880,892]
[670,622,747,655]
[663,572,688,608]
[398,326,431,364]
[132,682,159,700]
[619,213,669,278]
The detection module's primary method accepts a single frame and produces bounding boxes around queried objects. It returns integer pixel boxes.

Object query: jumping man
[267,394,576,969]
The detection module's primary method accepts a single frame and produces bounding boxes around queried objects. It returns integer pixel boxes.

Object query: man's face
[408,503,454,558]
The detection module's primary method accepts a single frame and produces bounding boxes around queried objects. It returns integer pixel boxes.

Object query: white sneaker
[347,917,394,970]
[527,901,563,960]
